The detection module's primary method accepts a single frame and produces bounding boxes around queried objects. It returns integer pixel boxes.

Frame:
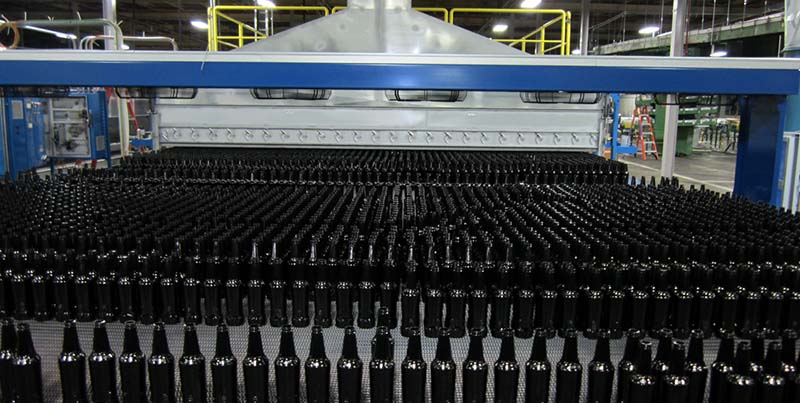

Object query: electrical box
[46,91,110,161]
[1,90,111,180]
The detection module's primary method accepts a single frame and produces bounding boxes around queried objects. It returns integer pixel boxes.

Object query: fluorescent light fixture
[256,0,277,7]
[571,48,581,55]
[638,25,660,35]
[710,50,728,57]
[121,43,130,50]
[520,0,542,8]
[23,26,77,40]
[492,23,509,33]
[190,20,209,30]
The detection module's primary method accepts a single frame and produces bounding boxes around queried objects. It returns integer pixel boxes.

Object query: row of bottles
[2,227,799,339]
[4,317,800,403]
[99,148,629,185]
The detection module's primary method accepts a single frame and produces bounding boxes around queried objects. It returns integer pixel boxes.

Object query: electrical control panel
[46,91,109,160]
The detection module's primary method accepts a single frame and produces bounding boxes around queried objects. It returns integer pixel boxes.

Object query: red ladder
[633,106,659,160]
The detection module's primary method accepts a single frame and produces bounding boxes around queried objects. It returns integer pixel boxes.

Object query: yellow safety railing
[208,5,570,55]
[449,8,571,55]
[209,5,329,51]
[331,6,449,21]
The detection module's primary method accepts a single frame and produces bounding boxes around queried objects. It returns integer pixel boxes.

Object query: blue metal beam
[0,59,797,94]
[734,95,787,204]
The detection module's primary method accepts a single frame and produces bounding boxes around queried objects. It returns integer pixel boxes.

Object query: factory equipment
[0,89,112,179]
[0,0,799,401]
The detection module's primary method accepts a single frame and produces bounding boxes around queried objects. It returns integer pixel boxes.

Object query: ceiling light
[520,0,542,8]
[492,23,509,33]
[120,43,130,50]
[571,49,581,55]
[710,50,728,57]
[190,20,209,30]
[256,0,277,7]
[638,26,660,35]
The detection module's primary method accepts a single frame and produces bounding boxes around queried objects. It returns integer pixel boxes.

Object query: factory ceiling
[0,0,785,52]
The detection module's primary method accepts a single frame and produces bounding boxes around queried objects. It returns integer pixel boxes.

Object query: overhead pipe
[12,19,123,49]
[81,35,179,50]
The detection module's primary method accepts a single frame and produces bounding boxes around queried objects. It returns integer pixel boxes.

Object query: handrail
[81,35,179,50]
[209,5,329,50]
[449,8,569,55]
[331,6,448,21]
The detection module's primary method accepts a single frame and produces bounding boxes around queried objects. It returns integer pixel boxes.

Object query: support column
[103,0,129,158]
[660,0,687,178]
[102,0,117,50]
[579,0,590,55]
[734,96,787,204]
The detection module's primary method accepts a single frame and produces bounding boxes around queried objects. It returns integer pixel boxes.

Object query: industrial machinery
[0,89,112,179]
[0,0,800,402]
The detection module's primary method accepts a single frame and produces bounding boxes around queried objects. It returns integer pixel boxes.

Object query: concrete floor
[620,151,737,193]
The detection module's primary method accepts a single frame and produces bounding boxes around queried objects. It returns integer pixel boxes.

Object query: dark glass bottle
[431,329,456,403]
[269,240,288,327]
[13,323,43,403]
[290,237,310,328]
[335,241,355,329]
[780,330,797,391]
[556,329,582,403]
[445,241,466,338]
[556,244,578,336]
[89,320,118,403]
[183,240,202,325]
[247,240,266,326]
[119,321,147,403]
[53,253,73,321]
[378,243,399,330]
[135,252,156,325]
[757,342,785,402]
[684,330,708,403]
[179,324,206,403]
[535,250,557,337]
[691,245,715,337]
[494,330,520,403]
[525,328,551,403]
[30,247,52,321]
[648,245,671,336]
[310,239,332,328]
[749,330,765,379]
[224,241,244,326]
[626,246,649,333]
[662,342,689,403]
[357,243,377,329]
[724,342,756,403]
[243,325,269,403]
[715,265,739,337]
[275,326,301,403]
[59,320,88,403]
[401,245,421,337]
[514,245,535,339]
[651,329,673,403]
[0,318,15,403]
[587,330,613,403]
[203,240,224,326]
[369,317,395,403]
[337,326,363,403]
[423,244,443,337]
[709,330,735,403]
[148,323,176,403]
[305,326,331,403]
[627,341,655,403]
[670,245,693,339]
[490,245,514,338]
[605,244,629,339]
[583,264,605,340]
[617,329,644,403]
[211,324,238,403]
[401,328,426,403]
[462,332,488,403]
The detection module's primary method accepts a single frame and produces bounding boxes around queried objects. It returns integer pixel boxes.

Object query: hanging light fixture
[190,20,209,30]
[520,0,543,8]
[492,23,509,33]
[638,26,660,35]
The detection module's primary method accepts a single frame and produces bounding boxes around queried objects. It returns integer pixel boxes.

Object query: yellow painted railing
[449,8,571,55]
[209,5,329,51]
[331,6,449,21]
[208,5,569,54]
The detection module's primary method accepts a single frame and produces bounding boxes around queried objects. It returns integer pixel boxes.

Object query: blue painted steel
[130,137,154,150]
[610,93,621,160]
[734,95,787,204]
[81,90,112,165]
[0,60,798,94]
[3,98,48,180]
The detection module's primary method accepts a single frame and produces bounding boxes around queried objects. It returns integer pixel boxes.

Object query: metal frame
[0,50,798,203]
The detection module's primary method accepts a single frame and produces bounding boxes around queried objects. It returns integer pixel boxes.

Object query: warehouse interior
[0,0,799,402]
